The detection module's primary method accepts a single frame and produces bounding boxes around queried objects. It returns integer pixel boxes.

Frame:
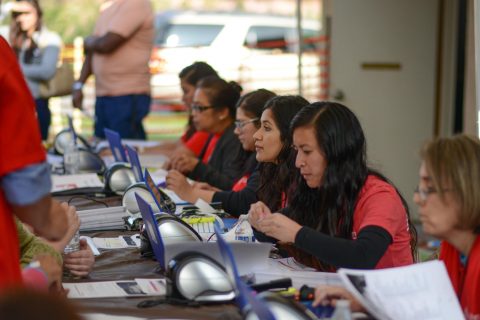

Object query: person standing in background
[7,0,61,141]
[72,0,154,140]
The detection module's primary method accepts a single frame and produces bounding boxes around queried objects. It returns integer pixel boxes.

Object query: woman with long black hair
[167,94,308,217]
[249,102,417,271]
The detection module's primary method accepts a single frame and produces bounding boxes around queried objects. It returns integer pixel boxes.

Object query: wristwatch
[72,81,84,91]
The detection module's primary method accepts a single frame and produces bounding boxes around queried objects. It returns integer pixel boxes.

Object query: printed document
[338,260,464,320]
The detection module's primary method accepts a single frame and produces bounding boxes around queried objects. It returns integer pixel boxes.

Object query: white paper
[64,278,165,299]
[77,206,127,232]
[194,199,217,214]
[338,260,464,320]
[164,242,272,276]
[139,154,168,169]
[92,235,140,249]
[51,173,104,192]
[95,140,162,153]
[253,258,343,289]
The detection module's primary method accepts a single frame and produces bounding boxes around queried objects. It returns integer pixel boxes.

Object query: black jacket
[189,124,244,190]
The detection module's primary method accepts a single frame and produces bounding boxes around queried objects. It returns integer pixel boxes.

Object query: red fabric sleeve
[184,131,211,157]
[353,177,405,238]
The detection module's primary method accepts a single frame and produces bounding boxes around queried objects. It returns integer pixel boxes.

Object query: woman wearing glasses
[167,94,309,217]
[143,62,218,157]
[167,89,276,215]
[6,0,61,140]
[313,134,480,319]
[249,102,417,271]
[167,76,244,190]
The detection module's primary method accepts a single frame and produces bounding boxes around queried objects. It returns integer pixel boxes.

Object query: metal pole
[296,0,303,96]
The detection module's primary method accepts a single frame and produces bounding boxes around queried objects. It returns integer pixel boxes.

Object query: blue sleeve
[1,162,51,205]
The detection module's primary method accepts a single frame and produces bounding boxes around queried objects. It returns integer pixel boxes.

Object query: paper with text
[64,278,165,299]
[51,173,103,192]
[338,260,464,320]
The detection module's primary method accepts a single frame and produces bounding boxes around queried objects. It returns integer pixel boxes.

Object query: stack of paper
[78,206,127,231]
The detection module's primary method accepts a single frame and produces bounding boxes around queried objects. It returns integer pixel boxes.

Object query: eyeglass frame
[191,104,215,113]
[234,118,259,130]
[414,185,452,203]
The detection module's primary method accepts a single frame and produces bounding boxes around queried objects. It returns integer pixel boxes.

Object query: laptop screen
[104,128,127,162]
[135,193,166,269]
[126,145,143,183]
[144,168,174,216]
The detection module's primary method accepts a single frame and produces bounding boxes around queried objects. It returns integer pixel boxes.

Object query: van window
[156,24,223,47]
[244,26,289,51]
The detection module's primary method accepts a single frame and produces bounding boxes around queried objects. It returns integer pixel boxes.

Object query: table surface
[66,230,243,320]
[58,195,242,320]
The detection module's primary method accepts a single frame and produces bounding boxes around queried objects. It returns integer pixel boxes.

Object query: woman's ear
[217,107,230,121]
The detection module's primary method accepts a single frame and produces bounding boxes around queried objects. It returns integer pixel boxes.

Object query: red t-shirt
[439,236,480,318]
[232,174,249,192]
[182,131,210,157]
[0,37,46,289]
[352,175,413,269]
[201,133,220,164]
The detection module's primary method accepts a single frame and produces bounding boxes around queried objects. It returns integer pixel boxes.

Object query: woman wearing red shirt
[250,102,417,271]
[167,76,244,190]
[313,134,480,319]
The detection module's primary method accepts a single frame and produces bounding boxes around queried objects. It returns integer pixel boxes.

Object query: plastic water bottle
[331,300,353,320]
[63,229,80,253]
[63,142,80,174]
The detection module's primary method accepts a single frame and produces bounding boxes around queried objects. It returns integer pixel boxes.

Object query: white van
[149,11,326,104]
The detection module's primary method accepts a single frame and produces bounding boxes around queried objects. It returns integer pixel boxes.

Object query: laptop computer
[215,225,276,319]
[134,194,167,269]
[143,168,176,216]
[104,128,128,162]
[125,145,144,183]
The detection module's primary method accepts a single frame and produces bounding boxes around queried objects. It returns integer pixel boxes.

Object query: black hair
[236,89,277,175]
[196,76,242,119]
[237,88,276,120]
[179,61,218,86]
[257,95,310,211]
[288,102,417,266]
[179,62,218,140]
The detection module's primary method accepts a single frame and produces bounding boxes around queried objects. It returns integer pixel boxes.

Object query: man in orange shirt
[72,0,154,140]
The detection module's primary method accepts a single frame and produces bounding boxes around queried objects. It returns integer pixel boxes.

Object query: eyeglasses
[191,104,215,112]
[234,118,259,129]
[414,185,451,203]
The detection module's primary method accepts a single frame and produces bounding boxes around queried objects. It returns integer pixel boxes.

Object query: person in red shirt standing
[249,102,416,271]
[0,35,69,290]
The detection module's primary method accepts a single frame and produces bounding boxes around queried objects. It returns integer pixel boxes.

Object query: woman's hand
[313,286,364,312]
[247,201,272,230]
[168,154,199,174]
[192,181,220,192]
[63,239,95,277]
[256,213,302,243]
[166,170,196,203]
